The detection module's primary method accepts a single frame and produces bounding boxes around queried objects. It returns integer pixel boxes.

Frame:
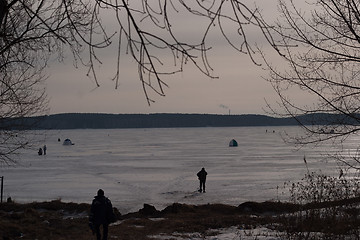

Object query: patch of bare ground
[1,198,360,240]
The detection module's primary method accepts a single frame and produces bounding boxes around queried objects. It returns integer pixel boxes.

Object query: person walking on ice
[197,167,207,193]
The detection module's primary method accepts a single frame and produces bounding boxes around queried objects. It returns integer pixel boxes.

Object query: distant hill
[7,112,355,130]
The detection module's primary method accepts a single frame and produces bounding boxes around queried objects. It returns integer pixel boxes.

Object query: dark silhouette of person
[89,189,115,240]
[197,167,207,193]
[43,145,47,155]
[38,148,43,155]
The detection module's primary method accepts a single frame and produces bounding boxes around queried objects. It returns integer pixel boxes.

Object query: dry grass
[1,198,360,240]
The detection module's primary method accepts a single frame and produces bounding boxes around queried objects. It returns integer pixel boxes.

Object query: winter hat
[97,189,104,196]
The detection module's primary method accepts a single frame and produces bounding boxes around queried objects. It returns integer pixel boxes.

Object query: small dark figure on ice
[89,189,116,240]
[197,167,207,193]
[43,145,47,155]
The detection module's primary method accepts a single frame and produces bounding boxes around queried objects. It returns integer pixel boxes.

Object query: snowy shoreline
[3,197,359,240]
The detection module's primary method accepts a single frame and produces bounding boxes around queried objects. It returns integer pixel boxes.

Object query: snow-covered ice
[149,227,281,240]
[0,126,350,214]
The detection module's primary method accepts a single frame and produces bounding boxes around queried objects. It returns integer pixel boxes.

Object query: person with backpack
[89,189,116,240]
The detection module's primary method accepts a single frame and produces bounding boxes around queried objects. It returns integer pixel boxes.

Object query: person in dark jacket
[38,147,43,155]
[197,168,207,193]
[89,189,115,240]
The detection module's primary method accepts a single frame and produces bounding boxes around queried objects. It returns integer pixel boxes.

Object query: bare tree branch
[258,0,360,169]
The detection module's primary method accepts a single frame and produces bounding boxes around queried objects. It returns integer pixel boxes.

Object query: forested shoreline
[11,112,353,130]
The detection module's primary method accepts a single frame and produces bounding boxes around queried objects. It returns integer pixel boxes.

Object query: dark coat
[90,195,114,225]
[197,168,207,182]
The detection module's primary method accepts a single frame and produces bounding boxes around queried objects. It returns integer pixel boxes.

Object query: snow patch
[149,226,281,240]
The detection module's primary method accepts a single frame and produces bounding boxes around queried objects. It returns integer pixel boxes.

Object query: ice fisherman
[43,145,47,155]
[197,167,207,193]
[89,189,116,240]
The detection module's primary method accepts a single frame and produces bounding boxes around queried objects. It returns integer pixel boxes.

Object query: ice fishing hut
[63,138,74,145]
[229,139,238,147]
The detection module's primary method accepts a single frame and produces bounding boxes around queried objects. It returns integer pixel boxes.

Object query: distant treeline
[4,112,358,130]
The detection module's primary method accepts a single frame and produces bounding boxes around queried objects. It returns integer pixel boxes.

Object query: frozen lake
[0,126,353,213]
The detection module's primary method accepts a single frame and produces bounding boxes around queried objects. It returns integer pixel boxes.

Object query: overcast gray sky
[46,0,310,115]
